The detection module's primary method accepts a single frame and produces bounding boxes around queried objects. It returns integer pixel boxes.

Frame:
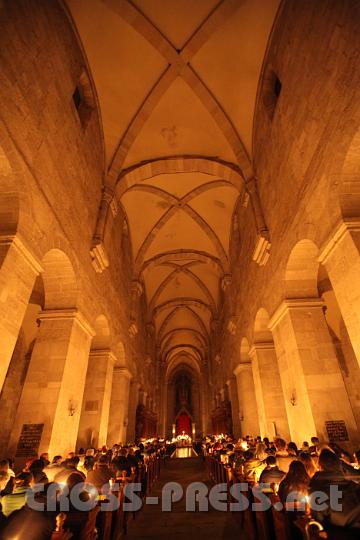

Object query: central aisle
[127,457,241,539]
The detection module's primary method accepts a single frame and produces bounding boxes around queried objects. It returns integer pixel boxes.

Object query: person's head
[84,456,95,472]
[40,452,49,462]
[29,459,45,474]
[244,450,254,461]
[299,452,317,477]
[287,442,298,456]
[67,456,80,469]
[274,438,286,451]
[287,460,309,484]
[263,437,270,447]
[52,455,62,464]
[265,455,277,468]
[302,441,309,449]
[0,459,9,473]
[15,472,33,488]
[311,437,319,446]
[67,471,85,491]
[120,448,127,457]
[96,455,108,468]
[256,443,267,461]
[318,449,342,473]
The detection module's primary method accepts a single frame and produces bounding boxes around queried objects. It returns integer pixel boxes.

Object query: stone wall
[214,0,360,447]
[0,0,153,455]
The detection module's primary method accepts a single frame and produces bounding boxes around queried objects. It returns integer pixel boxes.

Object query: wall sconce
[290,390,297,407]
[68,400,76,417]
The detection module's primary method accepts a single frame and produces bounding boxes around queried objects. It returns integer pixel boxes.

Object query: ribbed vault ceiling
[66,0,279,370]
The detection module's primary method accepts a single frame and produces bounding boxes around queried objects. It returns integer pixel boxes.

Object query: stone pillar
[9,309,94,458]
[249,343,290,440]
[126,380,140,442]
[167,381,175,436]
[226,377,241,438]
[107,366,132,446]
[0,235,42,392]
[269,299,359,446]
[77,350,115,450]
[233,363,260,437]
[319,220,360,367]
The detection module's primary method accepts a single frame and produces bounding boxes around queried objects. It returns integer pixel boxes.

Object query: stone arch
[338,128,360,218]
[0,140,34,248]
[253,308,272,343]
[166,354,201,379]
[285,239,320,298]
[41,248,78,309]
[91,314,111,350]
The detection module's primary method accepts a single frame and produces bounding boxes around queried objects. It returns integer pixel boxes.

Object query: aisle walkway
[127,457,241,539]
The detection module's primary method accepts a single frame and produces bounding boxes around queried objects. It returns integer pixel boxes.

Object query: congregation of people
[0,433,360,538]
[0,441,165,539]
[204,434,360,532]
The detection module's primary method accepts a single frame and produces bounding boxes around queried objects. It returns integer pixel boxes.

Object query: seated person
[243,450,266,481]
[0,460,15,495]
[309,436,320,456]
[275,438,296,472]
[54,456,85,484]
[44,456,64,482]
[112,448,132,477]
[1,472,33,517]
[259,455,286,486]
[0,483,58,540]
[309,448,360,528]
[287,442,298,457]
[29,459,48,485]
[278,460,309,508]
[299,451,318,478]
[86,456,113,493]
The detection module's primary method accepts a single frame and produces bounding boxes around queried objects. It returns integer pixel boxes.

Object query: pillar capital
[38,308,95,337]
[0,233,43,274]
[268,298,324,330]
[319,218,360,264]
[249,342,275,357]
[233,361,252,376]
[114,366,133,380]
[89,349,117,364]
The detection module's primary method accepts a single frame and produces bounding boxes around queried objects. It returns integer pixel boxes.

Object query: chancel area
[0,0,360,538]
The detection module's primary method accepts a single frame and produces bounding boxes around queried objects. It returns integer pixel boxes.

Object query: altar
[175,431,192,447]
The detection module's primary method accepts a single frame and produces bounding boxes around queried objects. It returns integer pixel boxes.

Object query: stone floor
[127,457,242,539]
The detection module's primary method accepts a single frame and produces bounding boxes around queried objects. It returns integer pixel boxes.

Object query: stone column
[107,366,132,446]
[249,343,290,440]
[77,350,115,449]
[0,235,43,392]
[166,381,175,436]
[126,380,140,442]
[9,309,94,458]
[269,299,359,446]
[319,220,360,367]
[233,363,260,437]
[226,377,241,438]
